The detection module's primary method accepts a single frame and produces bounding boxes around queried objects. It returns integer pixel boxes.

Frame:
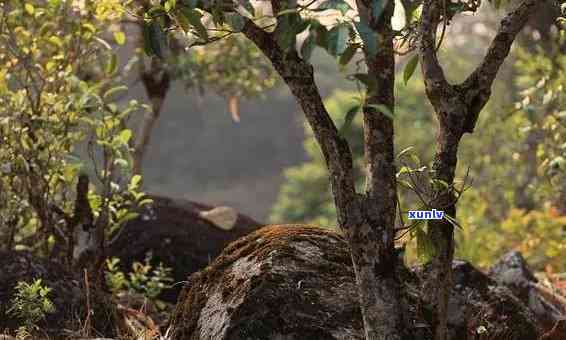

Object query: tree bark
[358,0,403,337]
[242,11,402,338]
[418,1,547,339]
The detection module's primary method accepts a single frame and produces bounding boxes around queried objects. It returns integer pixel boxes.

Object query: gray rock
[489,251,564,331]
[170,225,540,340]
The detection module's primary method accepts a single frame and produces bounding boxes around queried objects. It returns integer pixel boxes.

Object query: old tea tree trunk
[417,0,547,339]
[241,10,403,340]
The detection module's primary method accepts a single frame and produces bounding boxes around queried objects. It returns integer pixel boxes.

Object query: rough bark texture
[418,1,546,339]
[0,251,118,338]
[242,9,402,337]
[357,0,403,337]
[170,225,542,340]
[107,195,261,302]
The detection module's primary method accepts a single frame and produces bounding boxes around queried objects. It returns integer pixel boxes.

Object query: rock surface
[170,225,541,340]
[0,251,117,338]
[108,195,262,302]
[489,251,566,332]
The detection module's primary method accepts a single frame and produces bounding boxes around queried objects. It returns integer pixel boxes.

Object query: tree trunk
[243,15,403,338]
[426,128,462,340]
[418,1,546,339]
[133,59,170,175]
[357,0,403,337]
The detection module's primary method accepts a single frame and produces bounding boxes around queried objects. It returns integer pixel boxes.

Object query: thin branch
[460,0,547,130]
[241,17,359,223]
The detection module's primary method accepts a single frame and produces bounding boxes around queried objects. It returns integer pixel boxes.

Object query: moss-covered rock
[170,225,541,340]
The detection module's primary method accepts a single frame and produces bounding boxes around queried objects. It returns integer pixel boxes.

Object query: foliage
[7,278,55,336]
[0,0,148,259]
[121,0,279,122]
[138,0,481,97]
[105,254,174,301]
[454,32,566,271]
[171,35,278,99]
[514,37,566,209]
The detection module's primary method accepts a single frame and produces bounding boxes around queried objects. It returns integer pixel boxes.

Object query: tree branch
[419,0,450,101]
[241,19,360,226]
[460,0,547,132]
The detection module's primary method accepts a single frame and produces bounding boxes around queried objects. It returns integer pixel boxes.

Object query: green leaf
[396,166,410,177]
[24,3,35,15]
[164,0,177,12]
[339,44,357,66]
[148,5,167,18]
[106,54,118,75]
[143,20,167,57]
[114,31,126,45]
[416,223,435,263]
[180,8,208,41]
[366,103,394,120]
[130,174,142,189]
[275,13,309,51]
[82,23,96,34]
[549,156,565,169]
[354,20,377,57]
[177,11,191,32]
[326,23,349,56]
[339,104,361,136]
[39,22,56,36]
[301,34,316,61]
[316,0,351,15]
[48,36,64,48]
[403,55,419,85]
[114,129,133,145]
[397,146,414,159]
[103,85,128,99]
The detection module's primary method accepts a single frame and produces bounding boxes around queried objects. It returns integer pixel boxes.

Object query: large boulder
[422,260,541,339]
[488,251,566,332]
[108,195,262,302]
[0,251,117,338]
[170,225,540,340]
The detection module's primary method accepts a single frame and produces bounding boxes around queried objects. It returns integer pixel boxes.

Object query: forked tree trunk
[418,1,547,339]
[242,1,403,335]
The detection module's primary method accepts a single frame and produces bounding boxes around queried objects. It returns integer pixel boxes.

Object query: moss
[170,225,353,339]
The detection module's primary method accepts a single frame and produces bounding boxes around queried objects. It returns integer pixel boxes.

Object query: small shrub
[105,253,173,303]
[7,279,56,337]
